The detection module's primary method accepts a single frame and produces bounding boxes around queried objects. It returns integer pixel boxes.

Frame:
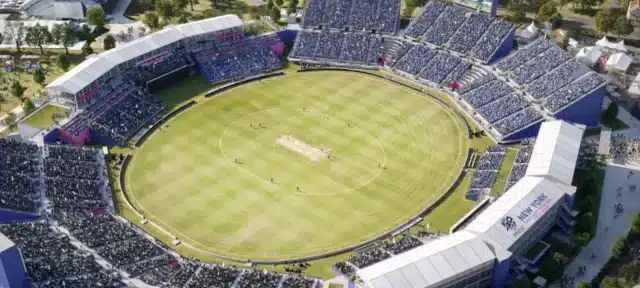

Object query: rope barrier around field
[118,69,471,265]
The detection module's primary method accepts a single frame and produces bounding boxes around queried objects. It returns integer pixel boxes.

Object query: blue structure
[488,30,515,64]
[0,211,38,223]
[503,121,543,142]
[553,86,606,127]
[0,234,28,288]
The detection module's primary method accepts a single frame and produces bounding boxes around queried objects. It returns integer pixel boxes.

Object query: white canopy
[615,40,628,52]
[606,52,633,72]
[575,46,601,66]
[519,22,538,39]
[596,36,614,49]
[628,73,640,95]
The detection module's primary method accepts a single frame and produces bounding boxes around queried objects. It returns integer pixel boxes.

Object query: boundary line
[118,69,471,264]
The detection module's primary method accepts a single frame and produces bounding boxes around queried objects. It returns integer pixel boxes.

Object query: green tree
[287,0,298,14]
[10,80,24,101]
[187,0,198,10]
[56,54,71,71]
[82,40,94,55]
[270,6,281,22]
[103,34,116,50]
[596,9,617,32]
[602,103,619,126]
[601,276,624,288]
[87,7,107,29]
[614,16,633,36]
[620,264,640,284]
[631,213,640,234]
[173,0,188,9]
[577,281,591,288]
[549,12,563,28]
[612,236,627,258]
[51,23,77,54]
[2,112,16,126]
[33,69,45,86]
[75,24,92,41]
[22,98,35,115]
[155,0,175,19]
[538,1,558,22]
[143,12,161,30]
[25,24,52,54]
[4,21,26,53]
[266,0,274,12]
[248,6,261,19]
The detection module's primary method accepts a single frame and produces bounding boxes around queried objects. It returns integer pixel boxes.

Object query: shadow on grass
[154,76,213,109]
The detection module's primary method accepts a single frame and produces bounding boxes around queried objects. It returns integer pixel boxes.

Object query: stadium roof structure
[47,15,243,95]
[357,231,495,288]
[525,120,584,185]
[463,176,575,254]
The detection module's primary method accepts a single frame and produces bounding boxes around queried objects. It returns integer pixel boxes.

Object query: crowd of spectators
[460,79,512,108]
[186,264,241,288]
[466,146,506,200]
[496,40,554,72]
[292,31,382,65]
[333,261,355,275]
[0,139,40,213]
[470,19,513,61]
[493,107,543,135]
[0,221,123,286]
[348,247,390,268]
[235,270,283,288]
[509,46,571,85]
[543,72,606,113]
[301,0,400,33]
[200,45,281,84]
[404,1,447,39]
[383,236,422,254]
[424,5,468,46]
[610,134,640,162]
[526,59,587,99]
[394,43,437,75]
[418,52,462,84]
[441,61,470,85]
[457,74,495,94]
[476,94,529,124]
[92,87,165,145]
[133,53,192,84]
[504,139,535,191]
[449,13,494,54]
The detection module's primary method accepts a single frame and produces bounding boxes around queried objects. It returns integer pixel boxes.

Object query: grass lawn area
[0,55,82,117]
[490,147,517,196]
[572,168,606,246]
[124,71,470,261]
[21,104,69,129]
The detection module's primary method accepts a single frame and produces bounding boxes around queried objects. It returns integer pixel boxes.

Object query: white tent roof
[47,14,242,95]
[519,22,538,39]
[615,40,628,52]
[629,73,640,95]
[464,176,574,253]
[596,36,615,49]
[606,52,633,72]
[357,231,496,288]
[576,46,601,65]
[525,121,584,185]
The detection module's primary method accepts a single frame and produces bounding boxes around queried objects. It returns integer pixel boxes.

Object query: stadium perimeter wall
[118,70,472,264]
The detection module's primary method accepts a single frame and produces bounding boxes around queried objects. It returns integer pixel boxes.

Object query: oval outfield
[125,71,469,260]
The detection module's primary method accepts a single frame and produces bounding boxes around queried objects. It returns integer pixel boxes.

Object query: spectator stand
[299,0,400,34]
[289,30,383,69]
[503,138,536,192]
[0,139,43,219]
[465,145,507,201]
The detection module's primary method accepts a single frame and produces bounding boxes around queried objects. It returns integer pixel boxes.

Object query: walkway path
[563,163,640,286]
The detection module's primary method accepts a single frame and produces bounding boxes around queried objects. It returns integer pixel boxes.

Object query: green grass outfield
[126,71,469,261]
